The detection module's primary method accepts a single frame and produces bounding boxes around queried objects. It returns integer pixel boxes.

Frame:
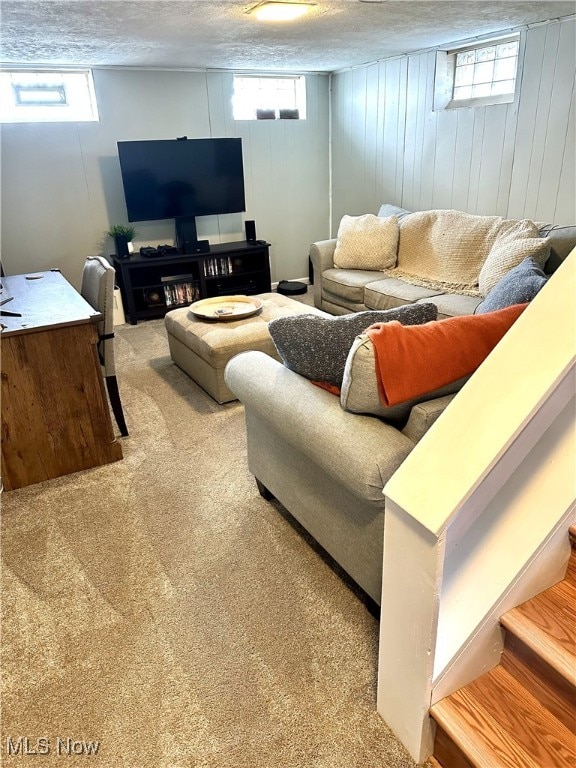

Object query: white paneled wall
[508,20,576,222]
[2,18,573,287]
[331,18,575,231]
[0,70,329,287]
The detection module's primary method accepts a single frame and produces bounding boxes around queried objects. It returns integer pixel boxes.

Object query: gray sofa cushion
[401,394,458,442]
[364,277,441,311]
[539,224,576,273]
[417,293,483,319]
[322,268,383,303]
[268,303,437,388]
[378,203,412,220]
[475,256,547,314]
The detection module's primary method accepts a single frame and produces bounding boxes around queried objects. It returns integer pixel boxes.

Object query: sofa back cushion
[539,224,576,273]
[377,203,412,220]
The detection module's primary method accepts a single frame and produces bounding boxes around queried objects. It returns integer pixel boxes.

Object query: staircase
[429,526,576,768]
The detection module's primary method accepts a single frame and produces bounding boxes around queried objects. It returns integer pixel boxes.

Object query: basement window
[233,75,306,120]
[0,69,99,123]
[434,35,520,110]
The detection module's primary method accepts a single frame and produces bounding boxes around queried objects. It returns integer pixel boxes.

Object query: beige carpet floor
[1,290,422,768]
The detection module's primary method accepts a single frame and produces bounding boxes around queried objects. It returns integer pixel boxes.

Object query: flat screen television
[117,137,246,250]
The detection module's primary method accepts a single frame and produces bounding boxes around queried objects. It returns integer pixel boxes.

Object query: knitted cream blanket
[381,209,539,296]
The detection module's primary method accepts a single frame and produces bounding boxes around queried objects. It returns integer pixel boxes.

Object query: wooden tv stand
[112,240,271,324]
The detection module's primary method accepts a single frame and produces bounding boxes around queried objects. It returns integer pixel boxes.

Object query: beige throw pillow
[333,214,399,270]
[479,220,549,295]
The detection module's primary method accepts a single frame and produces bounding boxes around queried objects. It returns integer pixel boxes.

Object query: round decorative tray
[189,295,263,321]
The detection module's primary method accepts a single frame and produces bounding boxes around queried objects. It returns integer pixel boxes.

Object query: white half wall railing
[376,250,576,763]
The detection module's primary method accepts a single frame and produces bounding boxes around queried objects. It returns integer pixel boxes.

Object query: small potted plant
[107,224,137,258]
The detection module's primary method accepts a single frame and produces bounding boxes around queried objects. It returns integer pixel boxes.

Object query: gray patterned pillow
[475,256,548,314]
[268,303,437,387]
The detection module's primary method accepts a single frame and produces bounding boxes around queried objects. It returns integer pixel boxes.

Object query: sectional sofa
[310,204,576,318]
[225,207,576,604]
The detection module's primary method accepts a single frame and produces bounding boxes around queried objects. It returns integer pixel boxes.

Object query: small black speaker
[245,220,256,243]
[115,235,130,259]
[184,240,210,254]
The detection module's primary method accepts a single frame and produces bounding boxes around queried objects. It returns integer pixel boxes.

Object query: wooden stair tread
[431,665,576,768]
[501,580,576,684]
[469,666,576,764]
[501,639,576,733]
[431,529,576,767]
[432,686,541,768]
[527,579,576,653]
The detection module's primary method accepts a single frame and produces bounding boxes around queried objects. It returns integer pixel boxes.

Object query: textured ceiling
[1,1,574,73]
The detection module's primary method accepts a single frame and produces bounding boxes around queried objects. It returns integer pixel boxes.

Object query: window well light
[250,2,314,22]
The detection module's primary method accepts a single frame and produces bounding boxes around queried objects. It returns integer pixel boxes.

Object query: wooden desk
[1,270,123,490]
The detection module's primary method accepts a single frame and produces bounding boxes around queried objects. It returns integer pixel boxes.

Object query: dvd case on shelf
[162,280,200,307]
[203,257,241,277]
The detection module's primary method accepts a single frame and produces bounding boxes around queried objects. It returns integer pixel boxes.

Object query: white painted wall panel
[451,109,475,211]
[420,53,438,211]
[331,71,353,224]
[401,55,422,212]
[431,108,456,210]
[495,104,518,217]
[522,24,562,221]
[234,73,330,281]
[331,18,575,228]
[0,69,329,287]
[507,28,547,219]
[476,105,508,216]
[365,64,380,207]
[0,125,96,277]
[556,85,576,223]
[394,59,409,206]
[535,20,576,223]
[368,59,405,216]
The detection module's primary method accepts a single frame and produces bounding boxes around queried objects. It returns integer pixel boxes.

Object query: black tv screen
[117,137,246,222]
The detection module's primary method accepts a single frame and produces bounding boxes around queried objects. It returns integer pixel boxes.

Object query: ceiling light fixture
[250,2,314,22]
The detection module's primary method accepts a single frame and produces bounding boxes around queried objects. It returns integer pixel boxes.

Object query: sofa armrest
[310,238,337,273]
[310,238,337,309]
[225,351,416,504]
[401,394,456,443]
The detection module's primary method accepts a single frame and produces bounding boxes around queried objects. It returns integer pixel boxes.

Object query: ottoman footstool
[164,292,329,403]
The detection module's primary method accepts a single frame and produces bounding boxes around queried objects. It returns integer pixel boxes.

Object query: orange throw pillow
[366,303,528,407]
